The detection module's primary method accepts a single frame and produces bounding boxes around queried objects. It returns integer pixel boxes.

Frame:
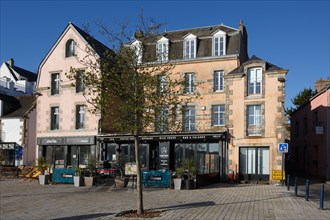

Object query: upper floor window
[157,37,169,62]
[65,39,75,57]
[212,30,226,56]
[50,106,59,130]
[247,67,262,95]
[184,34,196,59]
[212,105,225,126]
[158,75,167,94]
[247,105,262,136]
[76,105,85,129]
[184,106,196,131]
[214,70,224,92]
[185,73,195,94]
[76,71,85,93]
[155,106,169,132]
[131,40,142,65]
[51,73,60,95]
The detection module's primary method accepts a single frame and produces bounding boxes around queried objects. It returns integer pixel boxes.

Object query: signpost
[278,143,289,185]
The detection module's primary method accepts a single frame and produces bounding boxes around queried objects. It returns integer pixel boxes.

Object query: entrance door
[239,147,269,181]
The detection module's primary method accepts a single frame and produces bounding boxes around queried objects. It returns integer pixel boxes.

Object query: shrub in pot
[173,166,184,190]
[36,157,51,185]
[84,155,97,187]
[73,167,83,187]
[184,159,196,190]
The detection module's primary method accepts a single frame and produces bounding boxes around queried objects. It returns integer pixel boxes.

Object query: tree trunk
[134,135,144,214]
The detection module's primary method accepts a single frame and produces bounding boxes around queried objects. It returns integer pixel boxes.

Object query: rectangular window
[184,106,196,131]
[247,68,262,95]
[212,105,225,126]
[76,105,85,129]
[157,43,168,62]
[155,106,169,132]
[76,72,85,93]
[158,75,167,94]
[214,36,225,56]
[185,73,195,93]
[214,70,224,92]
[50,106,59,130]
[184,40,195,59]
[247,105,262,135]
[51,73,60,95]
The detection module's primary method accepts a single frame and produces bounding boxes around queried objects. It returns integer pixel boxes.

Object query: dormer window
[65,39,75,57]
[184,34,197,59]
[247,67,262,95]
[212,30,226,56]
[157,37,169,62]
[131,40,142,65]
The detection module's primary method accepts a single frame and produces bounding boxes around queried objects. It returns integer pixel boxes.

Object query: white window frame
[185,73,195,94]
[76,105,85,129]
[157,37,169,62]
[212,30,226,56]
[51,106,59,130]
[51,73,60,95]
[130,40,142,65]
[247,67,262,95]
[65,39,75,57]
[214,70,224,92]
[212,105,225,126]
[155,106,169,132]
[184,106,196,131]
[247,105,262,136]
[183,34,197,59]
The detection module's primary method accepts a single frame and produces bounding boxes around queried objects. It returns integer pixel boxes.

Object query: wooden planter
[115,177,129,188]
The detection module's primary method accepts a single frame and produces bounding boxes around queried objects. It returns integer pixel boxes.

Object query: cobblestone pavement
[0,178,329,220]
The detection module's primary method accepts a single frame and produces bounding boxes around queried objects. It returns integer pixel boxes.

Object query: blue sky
[1,0,329,108]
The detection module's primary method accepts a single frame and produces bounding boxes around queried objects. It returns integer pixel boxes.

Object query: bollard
[294,176,298,196]
[305,179,309,201]
[287,175,290,191]
[320,184,324,210]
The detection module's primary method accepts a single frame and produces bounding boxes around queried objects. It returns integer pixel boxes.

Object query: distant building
[290,78,330,181]
[0,95,36,166]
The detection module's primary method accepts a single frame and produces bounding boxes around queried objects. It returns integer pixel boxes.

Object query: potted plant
[84,155,97,187]
[114,153,129,188]
[184,159,196,190]
[72,167,83,187]
[36,157,50,185]
[173,166,184,190]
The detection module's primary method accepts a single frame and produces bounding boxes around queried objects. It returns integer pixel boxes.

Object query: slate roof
[228,55,284,75]
[142,24,244,62]
[5,62,37,82]
[0,95,36,118]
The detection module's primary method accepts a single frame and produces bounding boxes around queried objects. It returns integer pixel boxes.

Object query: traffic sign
[278,143,288,153]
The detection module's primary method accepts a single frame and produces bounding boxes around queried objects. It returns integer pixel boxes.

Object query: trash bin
[228,170,235,182]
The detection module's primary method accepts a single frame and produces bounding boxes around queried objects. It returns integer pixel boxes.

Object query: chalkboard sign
[159,142,170,169]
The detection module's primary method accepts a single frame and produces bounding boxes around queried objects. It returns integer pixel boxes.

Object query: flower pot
[74,176,83,187]
[185,179,194,190]
[39,174,49,185]
[84,176,95,187]
[173,178,182,190]
[115,177,129,188]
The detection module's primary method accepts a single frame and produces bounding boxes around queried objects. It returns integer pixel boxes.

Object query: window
[184,106,196,131]
[157,37,169,62]
[51,73,60,95]
[212,105,225,126]
[214,70,224,92]
[65,39,75,57]
[76,105,85,129]
[184,34,196,59]
[185,73,195,93]
[155,106,169,132]
[212,30,226,56]
[247,67,262,95]
[50,106,59,130]
[76,71,85,93]
[247,105,262,135]
[131,40,142,65]
[158,75,167,94]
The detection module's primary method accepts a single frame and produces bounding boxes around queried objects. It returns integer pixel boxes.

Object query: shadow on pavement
[158,201,215,210]
[51,212,113,220]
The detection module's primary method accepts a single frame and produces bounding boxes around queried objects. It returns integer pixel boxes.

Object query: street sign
[272,170,285,180]
[278,143,288,153]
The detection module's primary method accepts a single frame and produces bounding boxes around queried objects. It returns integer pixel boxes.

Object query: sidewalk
[1,178,329,220]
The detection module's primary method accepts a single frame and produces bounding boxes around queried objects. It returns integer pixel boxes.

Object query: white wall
[2,118,23,145]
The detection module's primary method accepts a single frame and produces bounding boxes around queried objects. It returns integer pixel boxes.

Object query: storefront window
[175,144,184,168]
[197,144,207,174]
[106,143,117,161]
[79,146,90,166]
[185,144,195,161]
[209,143,219,173]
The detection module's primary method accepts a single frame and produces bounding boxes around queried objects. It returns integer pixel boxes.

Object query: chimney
[6,58,14,67]
[314,76,330,93]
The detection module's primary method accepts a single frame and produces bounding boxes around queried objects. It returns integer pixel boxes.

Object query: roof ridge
[162,23,238,34]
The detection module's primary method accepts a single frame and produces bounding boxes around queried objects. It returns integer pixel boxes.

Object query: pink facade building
[290,81,330,181]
